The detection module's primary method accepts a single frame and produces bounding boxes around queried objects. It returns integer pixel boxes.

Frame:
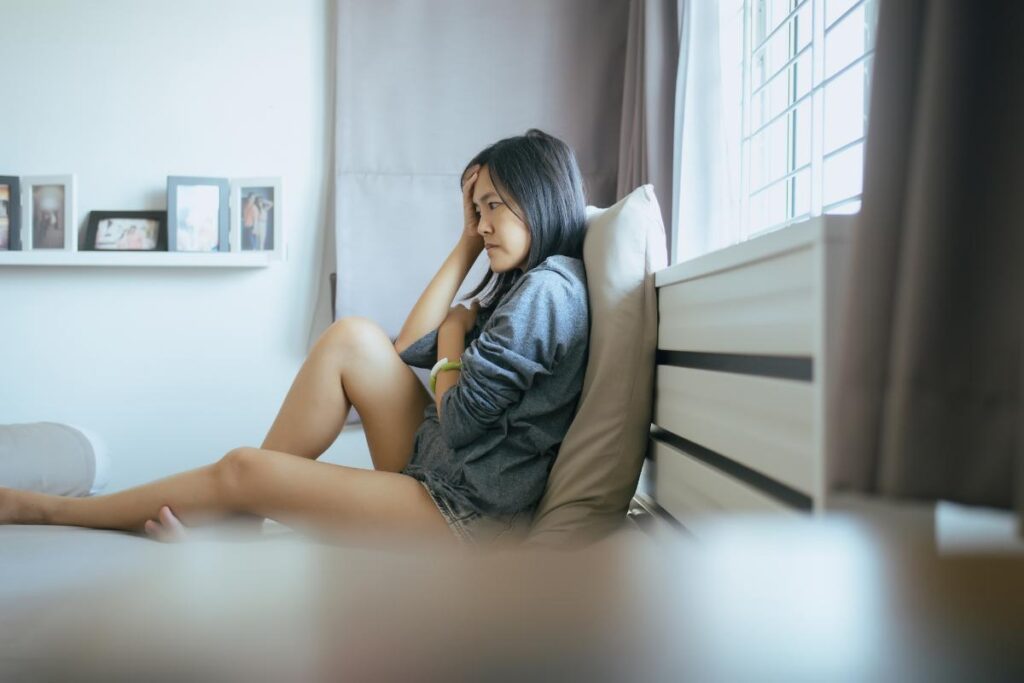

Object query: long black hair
[460,129,588,309]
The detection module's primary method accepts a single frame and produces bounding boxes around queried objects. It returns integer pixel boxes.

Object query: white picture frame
[21,174,77,251]
[166,176,230,253]
[230,177,284,260]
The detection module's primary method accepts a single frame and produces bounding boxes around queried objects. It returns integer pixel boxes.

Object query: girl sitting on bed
[0,129,590,548]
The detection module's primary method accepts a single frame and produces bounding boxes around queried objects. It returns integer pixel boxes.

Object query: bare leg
[200,317,433,537]
[260,316,431,473]
[259,322,357,460]
[2,460,232,532]
[0,317,438,542]
[0,448,455,547]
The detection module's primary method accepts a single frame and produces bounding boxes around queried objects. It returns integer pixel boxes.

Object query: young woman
[0,129,590,548]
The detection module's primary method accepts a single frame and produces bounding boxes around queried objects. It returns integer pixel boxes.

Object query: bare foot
[144,505,190,542]
[143,506,264,543]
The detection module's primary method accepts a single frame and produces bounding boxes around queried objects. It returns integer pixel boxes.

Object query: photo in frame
[84,211,168,251]
[0,176,21,250]
[21,174,76,251]
[230,177,283,258]
[166,176,229,252]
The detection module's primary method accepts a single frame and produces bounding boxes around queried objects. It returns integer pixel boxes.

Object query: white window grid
[739,0,879,238]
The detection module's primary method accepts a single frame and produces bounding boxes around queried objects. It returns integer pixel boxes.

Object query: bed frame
[632,215,854,538]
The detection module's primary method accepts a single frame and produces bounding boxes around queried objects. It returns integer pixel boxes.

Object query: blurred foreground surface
[1,509,1022,682]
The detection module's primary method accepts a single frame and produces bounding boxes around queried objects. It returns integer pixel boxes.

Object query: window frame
[738,0,878,239]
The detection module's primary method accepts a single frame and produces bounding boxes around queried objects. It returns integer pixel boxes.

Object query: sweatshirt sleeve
[396,329,438,369]
[439,268,578,450]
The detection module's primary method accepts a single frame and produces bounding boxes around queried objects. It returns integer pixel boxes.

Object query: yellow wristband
[429,360,463,394]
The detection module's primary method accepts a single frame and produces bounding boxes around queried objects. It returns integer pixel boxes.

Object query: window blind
[741,0,878,236]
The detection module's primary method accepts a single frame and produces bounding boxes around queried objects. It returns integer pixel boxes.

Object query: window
[677,0,879,261]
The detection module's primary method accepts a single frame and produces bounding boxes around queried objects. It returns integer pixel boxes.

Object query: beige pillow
[525,184,667,548]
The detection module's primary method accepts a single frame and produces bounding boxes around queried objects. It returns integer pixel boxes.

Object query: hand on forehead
[473,167,499,205]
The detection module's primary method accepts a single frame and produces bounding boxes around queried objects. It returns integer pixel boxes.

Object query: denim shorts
[418,481,526,547]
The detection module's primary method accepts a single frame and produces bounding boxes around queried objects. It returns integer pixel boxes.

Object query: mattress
[2,513,1018,681]
[0,522,308,681]
[0,521,659,682]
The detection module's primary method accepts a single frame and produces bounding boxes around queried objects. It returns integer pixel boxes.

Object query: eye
[488,202,501,210]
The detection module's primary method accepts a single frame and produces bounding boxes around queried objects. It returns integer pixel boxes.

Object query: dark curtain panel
[828,0,1024,531]
[616,0,686,261]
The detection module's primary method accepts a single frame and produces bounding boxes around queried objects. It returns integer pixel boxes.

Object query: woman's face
[473,165,531,272]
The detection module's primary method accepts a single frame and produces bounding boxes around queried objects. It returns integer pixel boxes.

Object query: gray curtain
[828,0,1024,531]
[616,0,686,261]
[306,0,339,354]
[331,0,630,340]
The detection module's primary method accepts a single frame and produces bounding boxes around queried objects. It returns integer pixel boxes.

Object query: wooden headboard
[635,215,854,537]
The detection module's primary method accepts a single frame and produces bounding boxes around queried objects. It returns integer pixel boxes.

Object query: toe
[159,506,188,540]
[144,519,167,542]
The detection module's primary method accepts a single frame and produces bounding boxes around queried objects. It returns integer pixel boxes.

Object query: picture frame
[0,176,21,250]
[230,177,283,259]
[21,174,76,251]
[84,211,168,252]
[166,176,230,252]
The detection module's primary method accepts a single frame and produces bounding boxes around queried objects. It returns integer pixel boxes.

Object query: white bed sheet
[0,522,309,681]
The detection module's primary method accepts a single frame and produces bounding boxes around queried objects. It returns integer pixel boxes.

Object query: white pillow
[0,422,110,497]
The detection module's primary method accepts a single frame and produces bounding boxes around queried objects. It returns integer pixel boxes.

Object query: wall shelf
[0,251,275,268]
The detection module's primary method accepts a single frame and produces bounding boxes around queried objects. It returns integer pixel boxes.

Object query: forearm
[395,237,483,353]
[434,323,466,417]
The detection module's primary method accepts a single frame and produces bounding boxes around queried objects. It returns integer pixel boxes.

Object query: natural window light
[677,0,878,262]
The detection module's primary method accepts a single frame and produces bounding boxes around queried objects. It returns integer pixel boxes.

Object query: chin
[490,260,521,274]
[488,253,526,273]
[487,254,508,272]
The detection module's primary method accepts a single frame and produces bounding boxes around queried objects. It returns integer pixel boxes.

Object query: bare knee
[321,316,393,367]
[216,447,261,505]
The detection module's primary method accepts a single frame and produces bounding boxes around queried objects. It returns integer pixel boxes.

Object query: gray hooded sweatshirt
[398,254,589,519]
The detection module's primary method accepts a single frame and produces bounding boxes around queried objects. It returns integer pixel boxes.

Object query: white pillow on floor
[69,424,111,496]
[0,422,110,497]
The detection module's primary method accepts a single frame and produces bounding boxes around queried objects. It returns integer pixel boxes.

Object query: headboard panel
[641,215,853,536]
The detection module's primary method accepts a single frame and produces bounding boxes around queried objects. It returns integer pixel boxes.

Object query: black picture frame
[166,176,230,252]
[84,211,168,252]
[0,176,22,250]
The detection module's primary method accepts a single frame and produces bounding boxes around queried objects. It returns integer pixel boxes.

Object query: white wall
[0,0,371,492]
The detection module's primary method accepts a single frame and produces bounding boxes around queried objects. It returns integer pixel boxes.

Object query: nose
[476,217,493,235]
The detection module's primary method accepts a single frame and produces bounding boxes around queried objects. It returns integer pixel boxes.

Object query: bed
[3,201,1021,680]
[3,504,1022,680]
